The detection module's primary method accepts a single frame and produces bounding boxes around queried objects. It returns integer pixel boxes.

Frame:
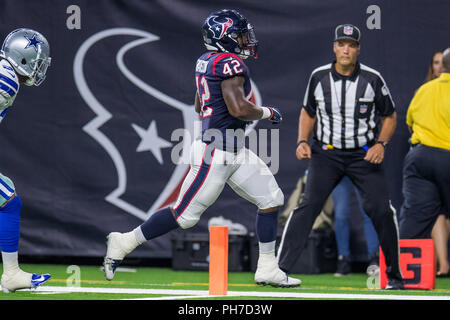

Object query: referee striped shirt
[303,61,395,149]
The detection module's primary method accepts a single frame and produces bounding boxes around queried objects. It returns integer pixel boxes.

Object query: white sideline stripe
[124,295,214,300]
[33,286,209,295]
[28,286,450,300]
[99,266,137,273]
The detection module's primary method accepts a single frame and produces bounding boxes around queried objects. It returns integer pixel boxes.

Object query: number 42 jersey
[195,51,253,151]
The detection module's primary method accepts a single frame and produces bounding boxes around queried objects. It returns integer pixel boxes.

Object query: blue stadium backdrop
[0,0,447,260]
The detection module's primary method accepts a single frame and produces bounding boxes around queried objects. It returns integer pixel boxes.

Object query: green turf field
[0,263,449,300]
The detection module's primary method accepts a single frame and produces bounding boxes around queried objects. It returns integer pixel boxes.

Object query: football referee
[277,24,404,289]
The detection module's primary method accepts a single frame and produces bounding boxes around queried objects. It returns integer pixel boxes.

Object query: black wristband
[376,141,388,148]
[297,140,308,147]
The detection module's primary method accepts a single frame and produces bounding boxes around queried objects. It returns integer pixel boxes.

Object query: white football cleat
[254,253,301,288]
[1,270,51,293]
[255,267,301,288]
[103,257,120,281]
[103,232,138,281]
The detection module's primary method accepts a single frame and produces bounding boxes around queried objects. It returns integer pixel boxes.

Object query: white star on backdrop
[131,120,173,165]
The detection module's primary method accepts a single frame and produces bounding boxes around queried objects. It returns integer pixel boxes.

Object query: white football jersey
[0,59,20,123]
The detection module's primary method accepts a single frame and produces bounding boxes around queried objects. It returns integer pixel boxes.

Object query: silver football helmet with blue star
[0,28,51,86]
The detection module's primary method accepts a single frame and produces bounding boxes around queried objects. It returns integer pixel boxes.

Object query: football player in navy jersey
[104,9,300,287]
[0,28,51,293]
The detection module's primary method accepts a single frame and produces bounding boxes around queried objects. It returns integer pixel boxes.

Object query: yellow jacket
[407,73,450,150]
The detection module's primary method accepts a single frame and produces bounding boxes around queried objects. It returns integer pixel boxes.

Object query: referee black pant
[278,140,403,280]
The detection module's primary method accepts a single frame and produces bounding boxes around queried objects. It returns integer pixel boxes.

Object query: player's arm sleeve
[374,75,395,117]
[302,73,318,117]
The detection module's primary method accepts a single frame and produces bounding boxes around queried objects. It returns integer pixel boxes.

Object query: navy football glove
[267,106,282,124]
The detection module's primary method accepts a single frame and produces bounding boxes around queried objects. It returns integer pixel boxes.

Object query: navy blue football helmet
[202,9,258,59]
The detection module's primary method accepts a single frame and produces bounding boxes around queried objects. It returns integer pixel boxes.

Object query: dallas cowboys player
[104,9,300,287]
[0,28,51,293]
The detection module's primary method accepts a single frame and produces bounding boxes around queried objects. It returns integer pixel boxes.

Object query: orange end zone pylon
[379,239,435,290]
[209,226,229,295]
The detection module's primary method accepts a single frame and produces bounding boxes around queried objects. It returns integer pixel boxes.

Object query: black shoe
[385,278,405,290]
[437,271,450,278]
[334,255,351,277]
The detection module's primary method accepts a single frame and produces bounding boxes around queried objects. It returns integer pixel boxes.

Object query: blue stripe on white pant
[173,147,214,219]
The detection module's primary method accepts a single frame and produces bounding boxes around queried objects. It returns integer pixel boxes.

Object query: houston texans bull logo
[73,28,261,221]
[207,16,233,39]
